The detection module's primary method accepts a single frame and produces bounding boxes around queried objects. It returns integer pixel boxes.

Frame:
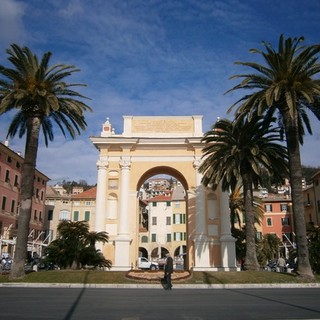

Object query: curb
[1,282,320,289]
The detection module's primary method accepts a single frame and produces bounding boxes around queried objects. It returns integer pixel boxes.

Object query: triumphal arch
[90,115,237,271]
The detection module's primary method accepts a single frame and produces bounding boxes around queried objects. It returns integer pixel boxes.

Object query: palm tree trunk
[9,117,41,279]
[284,113,314,279]
[242,171,260,271]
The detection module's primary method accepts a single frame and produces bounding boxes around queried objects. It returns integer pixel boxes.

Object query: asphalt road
[1,287,320,320]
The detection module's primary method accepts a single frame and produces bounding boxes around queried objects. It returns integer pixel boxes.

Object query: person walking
[164,253,173,290]
[277,256,286,273]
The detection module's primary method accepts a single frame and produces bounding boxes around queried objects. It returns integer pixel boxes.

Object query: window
[48,210,53,221]
[152,202,157,207]
[174,232,186,241]
[141,236,148,243]
[152,217,157,225]
[10,200,15,213]
[166,201,171,207]
[85,201,91,206]
[85,211,90,221]
[59,210,70,220]
[266,217,272,226]
[256,232,262,240]
[173,214,186,224]
[175,201,180,208]
[34,210,37,220]
[1,196,6,211]
[166,234,171,242]
[151,234,156,242]
[5,170,10,183]
[265,204,273,212]
[280,204,288,212]
[166,216,171,225]
[14,175,19,187]
[74,211,79,221]
[281,217,290,225]
[39,211,42,221]
[40,191,44,200]
[7,156,12,163]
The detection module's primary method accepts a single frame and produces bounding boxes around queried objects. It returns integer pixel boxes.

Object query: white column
[94,160,108,251]
[193,159,211,270]
[114,157,131,270]
[118,157,131,236]
[219,186,237,270]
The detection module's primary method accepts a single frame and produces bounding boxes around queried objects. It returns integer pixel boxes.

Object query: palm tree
[45,220,111,269]
[199,116,288,270]
[0,44,92,278]
[257,234,282,268]
[226,35,320,279]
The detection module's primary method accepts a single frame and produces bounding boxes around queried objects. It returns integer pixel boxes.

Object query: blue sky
[1,0,320,185]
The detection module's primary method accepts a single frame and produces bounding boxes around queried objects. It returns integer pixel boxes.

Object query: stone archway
[91,115,238,271]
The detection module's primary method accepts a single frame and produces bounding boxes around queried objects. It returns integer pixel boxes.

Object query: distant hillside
[302,165,320,184]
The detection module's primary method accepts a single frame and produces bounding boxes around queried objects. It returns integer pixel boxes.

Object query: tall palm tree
[226,35,320,278]
[199,116,288,270]
[0,44,92,278]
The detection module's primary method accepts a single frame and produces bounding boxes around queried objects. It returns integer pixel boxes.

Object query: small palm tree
[45,220,111,269]
[257,234,282,267]
[199,116,288,270]
[0,44,92,278]
[226,35,320,279]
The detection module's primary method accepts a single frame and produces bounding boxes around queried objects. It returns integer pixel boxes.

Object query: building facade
[0,141,48,258]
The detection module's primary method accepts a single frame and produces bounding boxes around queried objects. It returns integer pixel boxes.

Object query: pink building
[0,141,49,258]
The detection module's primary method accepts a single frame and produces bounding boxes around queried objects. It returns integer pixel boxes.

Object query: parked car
[137,257,159,270]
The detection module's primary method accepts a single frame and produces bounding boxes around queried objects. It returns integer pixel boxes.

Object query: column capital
[96,160,108,169]
[119,158,131,169]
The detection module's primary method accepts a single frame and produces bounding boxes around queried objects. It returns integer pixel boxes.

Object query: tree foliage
[226,34,320,279]
[44,220,112,270]
[0,44,91,278]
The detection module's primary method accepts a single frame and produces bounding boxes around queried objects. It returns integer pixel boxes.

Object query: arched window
[141,236,148,243]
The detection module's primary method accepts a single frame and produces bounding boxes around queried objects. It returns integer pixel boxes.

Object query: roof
[147,193,172,202]
[72,187,97,199]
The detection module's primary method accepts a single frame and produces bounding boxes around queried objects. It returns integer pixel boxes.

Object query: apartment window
[48,210,53,221]
[167,233,172,242]
[14,175,19,187]
[174,232,186,241]
[10,200,15,213]
[152,202,157,207]
[175,201,180,208]
[151,234,156,242]
[85,211,90,221]
[40,191,44,200]
[59,210,70,220]
[5,170,10,183]
[74,211,79,221]
[166,201,171,207]
[34,210,37,220]
[173,214,186,224]
[152,217,157,225]
[256,232,262,240]
[141,236,148,243]
[16,161,21,169]
[1,196,6,211]
[166,216,171,225]
[39,211,42,221]
[7,156,12,163]
[85,201,91,206]
[280,204,288,212]
[265,204,273,212]
[266,217,272,226]
[281,217,290,226]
